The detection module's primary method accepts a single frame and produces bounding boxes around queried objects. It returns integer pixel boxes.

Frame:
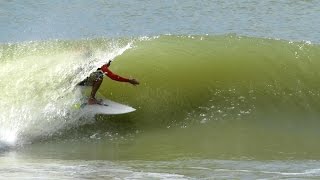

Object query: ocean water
[1,1,320,179]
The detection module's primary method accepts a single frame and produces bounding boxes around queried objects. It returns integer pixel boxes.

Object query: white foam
[0,40,133,146]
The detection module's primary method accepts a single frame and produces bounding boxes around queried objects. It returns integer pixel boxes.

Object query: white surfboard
[79,99,136,115]
[74,86,135,115]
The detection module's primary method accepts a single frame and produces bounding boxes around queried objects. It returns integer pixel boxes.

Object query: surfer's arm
[100,64,140,85]
[100,65,129,82]
[105,70,130,82]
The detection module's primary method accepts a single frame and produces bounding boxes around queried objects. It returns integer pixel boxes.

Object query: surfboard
[75,78,135,115]
[77,98,136,115]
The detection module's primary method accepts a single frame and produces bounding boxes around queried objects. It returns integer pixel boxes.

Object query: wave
[0,35,319,146]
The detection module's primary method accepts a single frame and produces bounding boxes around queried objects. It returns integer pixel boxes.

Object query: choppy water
[1,0,320,43]
[1,1,320,179]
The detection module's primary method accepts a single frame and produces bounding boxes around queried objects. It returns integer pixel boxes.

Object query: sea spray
[0,38,133,147]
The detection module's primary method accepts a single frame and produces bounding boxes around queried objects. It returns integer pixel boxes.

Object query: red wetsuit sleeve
[100,64,130,82]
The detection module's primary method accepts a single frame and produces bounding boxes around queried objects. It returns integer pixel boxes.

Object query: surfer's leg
[88,79,103,104]
[88,71,104,104]
[90,78,102,99]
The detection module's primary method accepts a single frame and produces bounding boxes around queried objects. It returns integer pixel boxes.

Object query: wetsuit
[78,64,129,86]
[99,64,130,82]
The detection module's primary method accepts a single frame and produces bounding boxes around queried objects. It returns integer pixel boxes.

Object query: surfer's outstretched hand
[129,79,140,86]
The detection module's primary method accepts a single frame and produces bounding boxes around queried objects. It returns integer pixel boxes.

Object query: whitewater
[0,39,133,146]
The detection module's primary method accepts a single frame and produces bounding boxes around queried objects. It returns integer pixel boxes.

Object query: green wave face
[1,35,320,159]
[105,35,320,128]
[94,35,320,160]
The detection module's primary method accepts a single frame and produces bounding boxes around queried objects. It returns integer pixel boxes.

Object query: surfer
[78,61,139,104]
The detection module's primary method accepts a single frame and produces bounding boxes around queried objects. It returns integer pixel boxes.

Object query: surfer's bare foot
[88,97,101,105]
